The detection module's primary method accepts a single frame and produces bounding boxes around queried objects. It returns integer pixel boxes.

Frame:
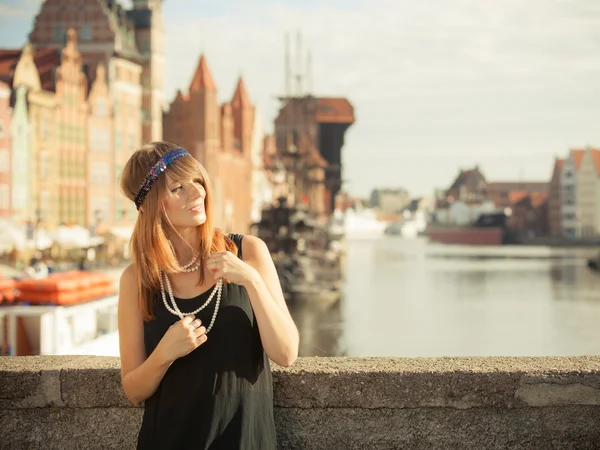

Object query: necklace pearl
[159,271,222,334]
[181,253,200,271]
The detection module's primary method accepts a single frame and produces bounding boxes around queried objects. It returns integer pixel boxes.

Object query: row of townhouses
[0,0,273,237]
[434,147,600,240]
[434,166,549,237]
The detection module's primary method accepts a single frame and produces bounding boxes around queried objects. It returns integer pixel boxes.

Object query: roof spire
[189,54,216,92]
[232,76,251,108]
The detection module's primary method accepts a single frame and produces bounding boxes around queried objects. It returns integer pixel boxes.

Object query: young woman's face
[162,173,207,228]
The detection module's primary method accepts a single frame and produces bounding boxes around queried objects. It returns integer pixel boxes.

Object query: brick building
[163,55,255,233]
[273,97,354,218]
[506,191,549,237]
[29,0,163,144]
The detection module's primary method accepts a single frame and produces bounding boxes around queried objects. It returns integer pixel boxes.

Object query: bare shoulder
[240,235,270,262]
[119,264,139,297]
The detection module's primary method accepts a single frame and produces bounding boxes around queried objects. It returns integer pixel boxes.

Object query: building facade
[273,97,354,217]
[111,57,142,226]
[87,63,113,230]
[0,81,11,218]
[547,158,563,236]
[29,0,163,145]
[55,30,88,226]
[163,55,255,233]
[561,149,584,239]
[578,148,600,238]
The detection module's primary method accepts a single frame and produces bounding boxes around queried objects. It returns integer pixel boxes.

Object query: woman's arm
[118,265,208,405]
[241,236,299,367]
[118,265,172,406]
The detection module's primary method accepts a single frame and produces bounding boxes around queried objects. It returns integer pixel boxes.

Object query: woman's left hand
[206,251,259,287]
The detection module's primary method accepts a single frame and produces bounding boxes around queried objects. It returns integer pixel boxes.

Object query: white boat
[344,207,389,238]
[386,210,428,239]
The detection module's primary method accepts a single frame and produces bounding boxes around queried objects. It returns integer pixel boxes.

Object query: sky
[1,0,600,198]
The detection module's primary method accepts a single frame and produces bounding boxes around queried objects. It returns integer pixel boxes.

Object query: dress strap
[228,233,244,259]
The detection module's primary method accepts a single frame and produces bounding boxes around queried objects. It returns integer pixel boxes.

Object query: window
[0,184,8,209]
[96,98,106,117]
[101,129,109,151]
[115,131,122,151]
[41,119,49,140]
[140,35,150,53]
[115,164,122,183]
[115,198,123,222]
[92,197,110,225]
[92,163,109,185]
[41,190,50,218]
[12,188,26,210]
[0,149,8,172]
[90,128,97,151]
[40,151,48,178]
[52,26,65,43]
[80,24,92,41]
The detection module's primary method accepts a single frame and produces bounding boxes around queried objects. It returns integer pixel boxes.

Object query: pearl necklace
[181,253,201,273]
[159,271,222,334]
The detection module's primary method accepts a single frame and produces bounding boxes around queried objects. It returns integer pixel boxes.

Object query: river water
[292,236,600,358]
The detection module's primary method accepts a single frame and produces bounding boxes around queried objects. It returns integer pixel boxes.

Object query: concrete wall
[1,356,600,449]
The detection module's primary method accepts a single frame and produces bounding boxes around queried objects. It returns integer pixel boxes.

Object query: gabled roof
[554,158,565,174]
[447,166,486,193]
[0,47,60,92]
[487,181,548,192]
[315,98,354,124]
[570,149,585,169]
[189,55,216,92]
[588,149,600,175]
[32,48,61,92]
[231,76,251,108]
[512,191,548,208]
[0,50,22,86]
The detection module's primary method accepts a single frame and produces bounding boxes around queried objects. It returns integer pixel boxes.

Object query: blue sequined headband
[134,148,191,210]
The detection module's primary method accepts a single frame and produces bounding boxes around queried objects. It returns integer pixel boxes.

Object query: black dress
[137,234,277,450]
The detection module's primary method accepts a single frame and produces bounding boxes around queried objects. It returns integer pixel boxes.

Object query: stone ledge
[2,406,599,450]
[1,356,600,449]
[1,356,600,410]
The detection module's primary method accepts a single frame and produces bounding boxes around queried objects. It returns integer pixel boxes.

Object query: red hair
[120,141,236,320]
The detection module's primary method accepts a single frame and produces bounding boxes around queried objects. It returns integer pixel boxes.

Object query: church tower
[188,55,220,164]
[231,77,254,157]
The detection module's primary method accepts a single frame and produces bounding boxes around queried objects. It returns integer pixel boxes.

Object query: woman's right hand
[156,315,208,363]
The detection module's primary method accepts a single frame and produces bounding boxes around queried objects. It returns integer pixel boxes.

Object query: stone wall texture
[1,356,600,449]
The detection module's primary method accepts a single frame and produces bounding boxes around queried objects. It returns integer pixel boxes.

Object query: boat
[425,211,508,246]
[251,197,344,304]
[344,207,389,238]
[385,211,428,238]
[0,270,118,356]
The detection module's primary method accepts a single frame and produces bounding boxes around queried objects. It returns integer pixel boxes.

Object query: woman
[118,141,299,449]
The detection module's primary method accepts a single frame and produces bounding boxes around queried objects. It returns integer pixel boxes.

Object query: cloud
[162,0,600,196]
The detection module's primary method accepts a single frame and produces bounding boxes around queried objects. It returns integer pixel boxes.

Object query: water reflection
[288,299,346,357]
[289,237,600,358]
